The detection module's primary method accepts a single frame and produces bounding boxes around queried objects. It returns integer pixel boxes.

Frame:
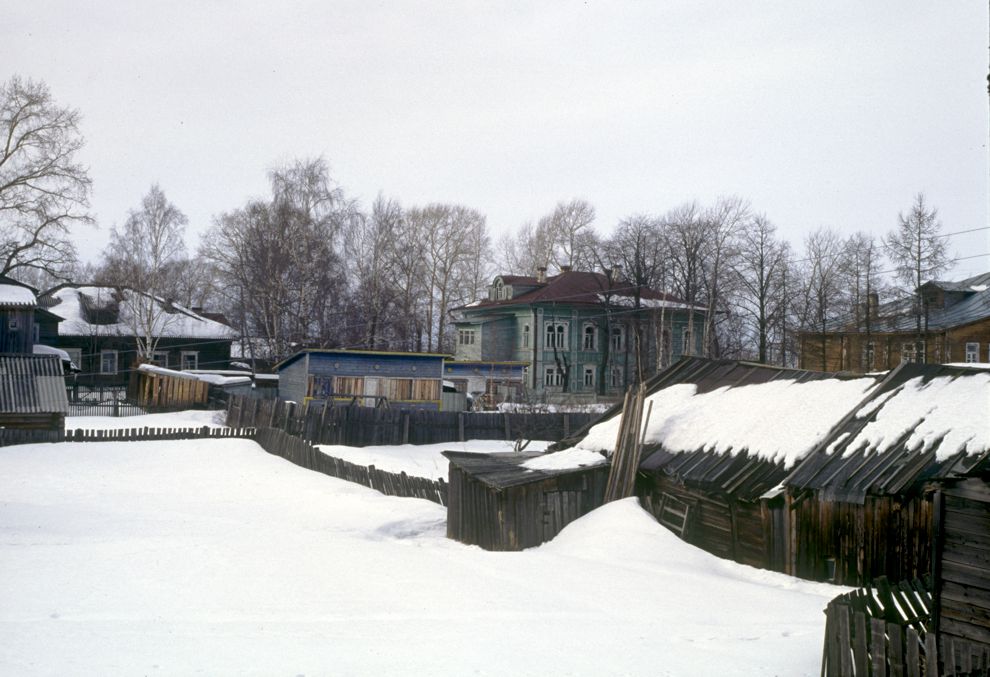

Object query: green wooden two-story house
[451,268,706,400]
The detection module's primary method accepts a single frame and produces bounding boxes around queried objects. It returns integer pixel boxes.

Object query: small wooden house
[0,353,69,444]
[277,349,448,410]
[785,363,990,585]
[443,450,609,550]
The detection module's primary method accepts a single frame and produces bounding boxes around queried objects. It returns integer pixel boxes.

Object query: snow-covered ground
[0,434,843,675]
[66,409,226,431]
[317,439,553,480]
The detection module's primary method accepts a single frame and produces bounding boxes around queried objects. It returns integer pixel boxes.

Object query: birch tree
[102,184,187,359]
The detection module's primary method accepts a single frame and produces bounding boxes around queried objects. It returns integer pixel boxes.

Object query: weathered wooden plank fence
[821,576,938,676]
[63,426,257,443]
[226,395,596,447]
[254,426,448,505]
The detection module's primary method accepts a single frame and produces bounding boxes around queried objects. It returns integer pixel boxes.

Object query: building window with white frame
[458,329,476,346]
[583,324,596,351]
[545,322,567,349]
[583,366,595,388]
[544,366,563,387]
[150,350,169,367]
[609,365,623,388]
[64,348,82,371]
[180,351,198,371]
[965,342,979,363]
[901,342,925,364]
[863,341,875,371]
[522,324,530,348]
[611,326,624,352]
[100,350,118,375]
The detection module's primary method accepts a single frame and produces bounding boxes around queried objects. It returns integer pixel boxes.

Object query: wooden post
[402,411,410,445]
[458,412,465,442]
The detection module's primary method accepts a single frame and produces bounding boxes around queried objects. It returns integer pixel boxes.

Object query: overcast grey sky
[6,1,989,277]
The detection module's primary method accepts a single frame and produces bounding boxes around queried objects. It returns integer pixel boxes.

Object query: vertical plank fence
[253,426,448,505]
[821,576,938,676]
[225,395,596,447]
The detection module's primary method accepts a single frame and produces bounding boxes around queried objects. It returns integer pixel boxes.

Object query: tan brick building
[799,272,990,372]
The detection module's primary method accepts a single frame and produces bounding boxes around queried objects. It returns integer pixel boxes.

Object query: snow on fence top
[138,363,251,386]
[577,376,879,469]
[840,371,990,462]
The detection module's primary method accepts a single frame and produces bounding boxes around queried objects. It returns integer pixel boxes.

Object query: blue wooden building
[276,349,448,410]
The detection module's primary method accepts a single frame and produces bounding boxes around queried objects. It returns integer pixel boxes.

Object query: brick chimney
[537,266,547,283]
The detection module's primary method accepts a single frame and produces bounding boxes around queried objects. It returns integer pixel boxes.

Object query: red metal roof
[469,270,690,309]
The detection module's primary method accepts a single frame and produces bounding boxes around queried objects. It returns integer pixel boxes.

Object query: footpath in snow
[1,412,844,675]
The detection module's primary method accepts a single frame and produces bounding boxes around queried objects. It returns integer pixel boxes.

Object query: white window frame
[583,366,595,388]
[522,324,530,348]
[150,350,169,367]
[458,329,476,346]
[545,322,567,349]
[582,323,596,351]
[901,341,926,364]
[180,351,199,371]
[965,342,979,363]
[863,341,875,370]
[611,326,624,352]
[64,348,82,370]
[609,366,623,388]
[100,350,118,375]
[544,366,563,387]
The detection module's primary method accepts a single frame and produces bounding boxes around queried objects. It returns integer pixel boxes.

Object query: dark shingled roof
[442,450,606,490]
[0,354,69,414]
[823,270,990,333]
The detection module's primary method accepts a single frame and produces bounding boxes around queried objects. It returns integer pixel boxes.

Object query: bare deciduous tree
[0,76,90,281]
[883,193,951,362]
[101,184,188,359]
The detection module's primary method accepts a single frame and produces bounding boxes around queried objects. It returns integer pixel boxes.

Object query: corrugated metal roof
[0,354,69,414]
[784,362,990,501]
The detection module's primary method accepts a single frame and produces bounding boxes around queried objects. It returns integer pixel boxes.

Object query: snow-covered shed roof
[443,450,607,490]
[785,362,990,501]
[566,357,883,499]
[45,286,235,339]
[0,283,37,308]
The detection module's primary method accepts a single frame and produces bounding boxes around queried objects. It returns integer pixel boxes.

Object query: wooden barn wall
[790,493,933,586]
[637,476,771,570]
[934,478,990,672]
[446,465,608,551]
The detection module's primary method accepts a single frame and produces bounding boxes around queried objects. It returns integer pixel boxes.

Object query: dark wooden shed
[0,353,69,444]
[930,458,990,672]
[443,450,609,551]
